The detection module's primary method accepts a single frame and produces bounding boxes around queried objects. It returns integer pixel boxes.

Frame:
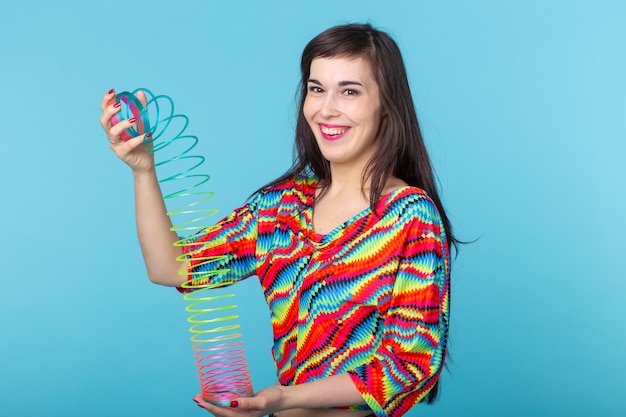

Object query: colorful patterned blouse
[182,175,450,417]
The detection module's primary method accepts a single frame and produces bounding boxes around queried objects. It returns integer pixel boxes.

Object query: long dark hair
[260,23,459,403]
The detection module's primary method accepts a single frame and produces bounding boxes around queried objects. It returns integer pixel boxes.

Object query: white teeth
[321,126,346,135]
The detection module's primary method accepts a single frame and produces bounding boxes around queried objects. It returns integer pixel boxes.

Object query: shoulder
[249,175,317,210]
[381,186,444,228]
[382,188,449,262]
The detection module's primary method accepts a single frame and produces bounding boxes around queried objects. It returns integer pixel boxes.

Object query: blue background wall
[1,1,624,416]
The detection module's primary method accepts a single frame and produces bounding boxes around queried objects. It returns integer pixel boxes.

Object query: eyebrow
[307,78,363,87]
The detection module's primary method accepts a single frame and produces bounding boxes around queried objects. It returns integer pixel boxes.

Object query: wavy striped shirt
[183,175,450,417]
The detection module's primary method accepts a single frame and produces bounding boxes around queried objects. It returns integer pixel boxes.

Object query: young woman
[100,23,458,417]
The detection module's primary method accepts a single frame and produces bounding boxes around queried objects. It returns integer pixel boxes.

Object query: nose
[320,93,340,118]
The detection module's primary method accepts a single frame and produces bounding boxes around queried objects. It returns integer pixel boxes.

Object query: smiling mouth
[319,124,349,140]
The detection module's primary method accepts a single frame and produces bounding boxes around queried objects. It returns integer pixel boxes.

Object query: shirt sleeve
[347,196,450,417]
[177,192,263,293]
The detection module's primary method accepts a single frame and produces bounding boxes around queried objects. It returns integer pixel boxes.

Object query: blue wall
[1,1,624,416]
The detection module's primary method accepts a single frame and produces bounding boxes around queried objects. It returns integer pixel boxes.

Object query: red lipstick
[319,123,350,141]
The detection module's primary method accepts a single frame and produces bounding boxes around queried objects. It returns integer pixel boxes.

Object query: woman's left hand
[193,385,284,417]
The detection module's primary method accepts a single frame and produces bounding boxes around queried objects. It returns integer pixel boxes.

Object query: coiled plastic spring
[111,89,254,406]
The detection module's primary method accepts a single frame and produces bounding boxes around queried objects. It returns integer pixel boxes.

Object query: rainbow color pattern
[182,175,450,417]
[111,89,253,406]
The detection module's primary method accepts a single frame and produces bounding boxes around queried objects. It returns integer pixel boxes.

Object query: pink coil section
[113,89,253,405]
[181,279,254,405]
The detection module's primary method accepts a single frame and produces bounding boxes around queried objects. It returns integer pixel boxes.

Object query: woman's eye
[308,86,323,93]
[342,89,359,96]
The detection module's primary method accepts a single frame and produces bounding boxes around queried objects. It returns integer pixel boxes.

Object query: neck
[319,162,405,202]
[325,163,370,193]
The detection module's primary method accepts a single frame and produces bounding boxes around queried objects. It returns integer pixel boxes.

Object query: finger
[193,395,252,416]
[193,393,219,409]
[233,397,257,410]
[108,116,138,139]
[135,89,148,106]
[194,397,217,412]
[109,132,149,150]
[99,101,122,131]
[100,88,116,111]
[231,396,267,413]
[127,132,151,148]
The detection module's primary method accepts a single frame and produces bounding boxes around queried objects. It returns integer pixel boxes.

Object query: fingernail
[129,117,137,124]
[113,102,121,108]
[108,88,115,95]
[230,400,239,408]
[146,132,152,139]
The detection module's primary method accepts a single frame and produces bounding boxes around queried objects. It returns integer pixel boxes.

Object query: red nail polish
[113,102,121,108]
[146,132,152,138]
[230,400,239,408]
[129,117,137,124]
[108,88,115,95]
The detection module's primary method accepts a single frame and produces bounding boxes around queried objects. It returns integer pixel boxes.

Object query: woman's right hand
[99,88,186,287]
[99,89,154,173]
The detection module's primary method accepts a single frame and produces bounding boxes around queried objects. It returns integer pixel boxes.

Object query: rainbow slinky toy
[111,89,254,406]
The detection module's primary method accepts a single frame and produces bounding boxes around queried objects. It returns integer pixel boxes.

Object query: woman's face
[303,56,383,172]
